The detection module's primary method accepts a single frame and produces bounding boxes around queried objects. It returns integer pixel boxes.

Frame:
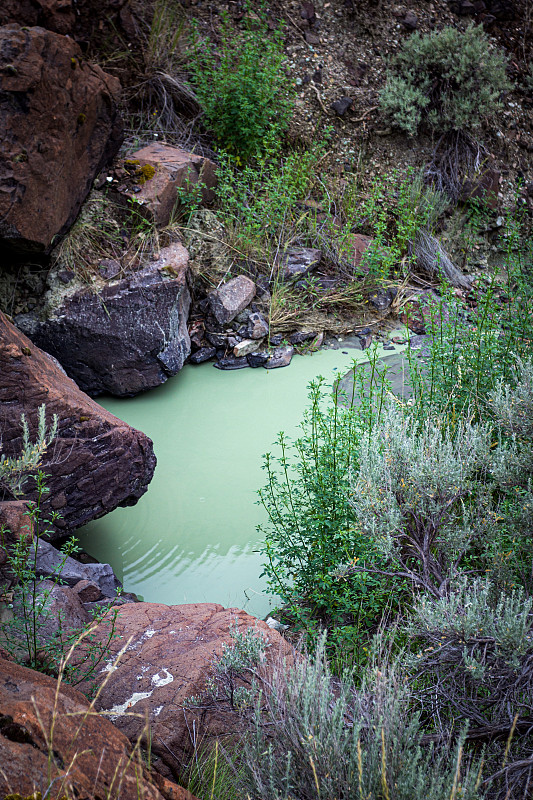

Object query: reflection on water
[77,342,405,618]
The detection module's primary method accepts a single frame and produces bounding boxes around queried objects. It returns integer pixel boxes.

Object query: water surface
[78,342,407,617]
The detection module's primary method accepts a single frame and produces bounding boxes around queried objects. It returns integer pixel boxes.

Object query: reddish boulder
[0,657,183,800]
[80,602,293,780]
[342,233,374,272]
[0,24,122,253]
[0,312,156,537]
[112,144,217,227]
[0,0,75,34]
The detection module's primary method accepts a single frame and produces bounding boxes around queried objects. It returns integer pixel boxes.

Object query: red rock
[79,602,293,780]
[0,24,122,253]
[0,0,75,34]
[342,233,374,272]
[72,578,103,603]
[0,657,175,800]
[114,144,217,226]
[0,312,156,538]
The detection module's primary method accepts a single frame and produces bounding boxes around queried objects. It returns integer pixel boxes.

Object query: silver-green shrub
[349,404,492,597]
[241,636,483,800]
[379,25,510,136]
[0,404,58,498]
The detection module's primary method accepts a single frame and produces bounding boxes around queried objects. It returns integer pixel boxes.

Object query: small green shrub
[259,361,406,665]
[380,25,510,136]
[404,579,533,798]
[342,168,449,282]
[187,623,269,712]
[189,11,293,160]
[0,472,119,683]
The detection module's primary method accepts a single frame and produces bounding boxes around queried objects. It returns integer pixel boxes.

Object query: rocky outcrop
[111,144,217,227]
[16,243,192,396]
[0,0,75,33]
[0,24,122,253]
[80,602,293,780]
[0,657,195,800]
[0,312,156,537]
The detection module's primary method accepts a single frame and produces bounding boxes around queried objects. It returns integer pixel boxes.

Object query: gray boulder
[208,276,256,325]
[33,539,122,598]
[16,243,191,396]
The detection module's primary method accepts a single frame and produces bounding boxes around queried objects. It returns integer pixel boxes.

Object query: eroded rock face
[0,312,156,537]
[0,657,175,800]
[81,602,293,780]
[0,24,122,253]
[16,243,191,396]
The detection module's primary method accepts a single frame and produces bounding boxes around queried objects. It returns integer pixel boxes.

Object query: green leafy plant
[380,25,510,136]
[0,472,119,684]
[189,10,293,160]
[258,358,406,666]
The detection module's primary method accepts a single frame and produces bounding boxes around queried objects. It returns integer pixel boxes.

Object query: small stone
[233,339,258,357]
[330,96,353,116]
[289,331,317,345]
[214,356,250,370]
[265,345,294,369]
[269,334,283,346]
[189,346,216,364]
[280,248,322,282]
[247,351,269,368]
[309,332,324,351]
[246,311,269,339]
[402,10,418,27]
[206,331,228,348]
[359,333,373,350]
[73,579,103,603]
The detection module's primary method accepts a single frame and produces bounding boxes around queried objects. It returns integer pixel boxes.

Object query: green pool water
[77,341,409,618]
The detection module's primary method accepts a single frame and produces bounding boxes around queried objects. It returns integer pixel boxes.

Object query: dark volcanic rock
[16,243,191,396]
[0,312,156,538]
[246,351,268,367]
[0,24,122,253]
[189,346,216,364]
[214,355,250,370]
[265,345,294,369]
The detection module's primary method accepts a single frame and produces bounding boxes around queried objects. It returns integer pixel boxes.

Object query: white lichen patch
[105,668,174,720]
